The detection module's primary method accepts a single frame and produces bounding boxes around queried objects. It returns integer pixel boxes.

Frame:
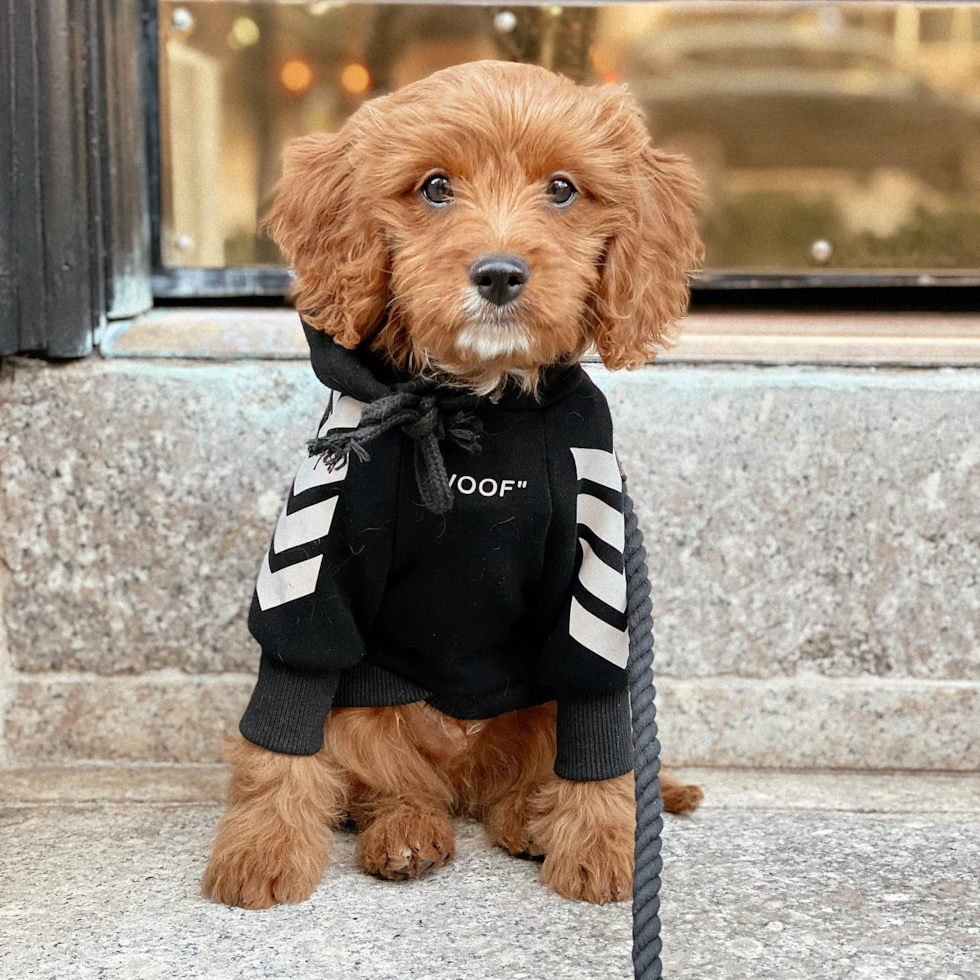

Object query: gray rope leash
[623,485,664,980]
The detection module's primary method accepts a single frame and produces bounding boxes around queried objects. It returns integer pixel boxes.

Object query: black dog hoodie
[240,322,633,781]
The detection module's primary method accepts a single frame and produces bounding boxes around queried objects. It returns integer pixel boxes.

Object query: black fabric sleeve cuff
[239,652,341,755]
[334,661,431,708]
[554,688,634,781]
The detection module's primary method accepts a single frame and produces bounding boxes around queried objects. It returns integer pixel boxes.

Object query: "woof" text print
[448,474,528,497]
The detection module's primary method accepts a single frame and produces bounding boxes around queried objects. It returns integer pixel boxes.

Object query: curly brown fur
[462,702,559,856]
[661,770,706,814]
[322,705,458,879]
[527,772,702,903]
[208,60,703,909]
[527,772,636,903]
[202,736,347,909]
[265,60,702,393]
[463,705,701,900]
[203,702,702,906]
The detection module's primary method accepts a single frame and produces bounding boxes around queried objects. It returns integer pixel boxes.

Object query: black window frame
[0,0,152,358]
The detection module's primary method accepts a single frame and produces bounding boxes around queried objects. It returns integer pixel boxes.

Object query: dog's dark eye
[547,176,576,207]
[421,173,453,205]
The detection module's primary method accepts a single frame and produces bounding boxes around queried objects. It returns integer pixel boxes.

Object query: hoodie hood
[303,319,585,411]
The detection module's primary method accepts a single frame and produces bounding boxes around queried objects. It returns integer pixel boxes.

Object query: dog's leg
[463,702,559,856]
[527,766,704,904]
[526,772,635,903]
[202,736,346,909]
[466,701,702,903]
[325,705,457,880]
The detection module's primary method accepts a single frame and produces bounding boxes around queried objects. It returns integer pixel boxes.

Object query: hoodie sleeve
[239,391,399,755]
[537,378,633,781]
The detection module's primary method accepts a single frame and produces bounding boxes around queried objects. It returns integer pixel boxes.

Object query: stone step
[3,673,977,770]
[4,762,979,812]
[2,351,979,768]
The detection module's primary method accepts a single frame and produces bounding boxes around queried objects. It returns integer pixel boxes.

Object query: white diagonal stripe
[256,552,323,611]
[254,393,361,610]
[293,454,349,495]
[273,495,338,554]
[578,537,627,613]
[570,447,621,492]
[576,493,625,552]
[318,392,364,436]
[293,393,365,494]
[569,595,629,668]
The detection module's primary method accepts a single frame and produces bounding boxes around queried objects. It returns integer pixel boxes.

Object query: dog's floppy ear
[264,125,388,347]
[591,146,703,370]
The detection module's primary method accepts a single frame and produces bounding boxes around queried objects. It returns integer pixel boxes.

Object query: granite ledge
[4,673,977,770]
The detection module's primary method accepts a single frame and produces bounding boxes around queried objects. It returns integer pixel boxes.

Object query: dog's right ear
[264,126,388,347]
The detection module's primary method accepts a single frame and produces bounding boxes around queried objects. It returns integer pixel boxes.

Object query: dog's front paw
[527,774,634,904]
[538,825,634,903]
[202,825,329,909]
[356,803,455,879]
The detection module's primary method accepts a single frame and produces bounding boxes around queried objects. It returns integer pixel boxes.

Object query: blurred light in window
[170,6,194,34]
[280,58,315,94]
[340,62,371,95]
[229,16,260,48]
[309,1,339,16]
[493,10,517,34]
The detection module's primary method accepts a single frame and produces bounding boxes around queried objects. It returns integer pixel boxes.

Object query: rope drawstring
[624,483,665,980]
[308,390,483,514]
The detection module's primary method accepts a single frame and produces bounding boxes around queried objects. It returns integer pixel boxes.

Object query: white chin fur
[455,291,531,360]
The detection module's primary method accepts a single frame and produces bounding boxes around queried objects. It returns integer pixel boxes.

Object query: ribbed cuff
[239,652,341,755]
[334,661,431,708]
[554,689,634,781]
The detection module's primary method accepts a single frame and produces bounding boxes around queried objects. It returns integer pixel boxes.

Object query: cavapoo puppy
[203,60,703,910]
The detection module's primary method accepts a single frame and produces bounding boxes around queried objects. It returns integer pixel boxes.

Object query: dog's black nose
[468,254,529,306]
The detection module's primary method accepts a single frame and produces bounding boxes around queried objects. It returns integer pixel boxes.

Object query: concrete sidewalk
[2,767,977,980]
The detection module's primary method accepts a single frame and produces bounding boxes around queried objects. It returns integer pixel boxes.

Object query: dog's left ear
[591,145,703,370]
[264,121,389,348]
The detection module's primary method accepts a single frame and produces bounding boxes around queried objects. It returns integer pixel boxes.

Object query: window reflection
[158,2,980,273]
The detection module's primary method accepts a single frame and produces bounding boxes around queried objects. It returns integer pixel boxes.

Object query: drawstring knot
[308,389,483,514]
